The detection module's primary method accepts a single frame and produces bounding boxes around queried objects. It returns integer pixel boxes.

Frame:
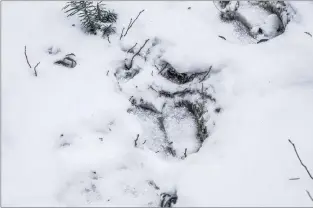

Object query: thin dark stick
[106,70,109,76]
[66,53,76,57]
[288,139,313,180]
[120,27,125,40]
[289,177,300,180]
[134,134,139,147]
[218,35,226,40]
[126,18,133,32]
[184,148,187,158]
[125,39,149,70]
[127,43,137,53]
[34,62,40,77]
[158,63,168,74]
[154,64,160,71]
[142,140,146,145]
[306,190,313,202]
[201,83,204,99]
[24,46,32,68]
[148,85,158,93]
[304,32,312,37]
[123,10,145,37]
[107,35,111,44]
[200,66,212,82]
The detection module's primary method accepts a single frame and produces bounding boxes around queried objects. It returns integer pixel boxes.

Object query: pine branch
[63,1,117,36]
[288,139,313,180]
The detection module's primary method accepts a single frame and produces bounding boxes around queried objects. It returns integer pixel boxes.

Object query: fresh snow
[2,1,313,207]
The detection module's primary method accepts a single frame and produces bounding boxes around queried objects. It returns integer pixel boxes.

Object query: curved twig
[288,139,313,180]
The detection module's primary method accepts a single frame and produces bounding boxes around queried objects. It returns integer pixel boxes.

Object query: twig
[127,43,137,53]
[107,35,111,44]
[34,62,40,77]
[106,70,109,76]
[142,140,146,145]
[305,32,312,37]
[158,63,168,74]
[218,35,226,40]
[184,148,187,158]
[154,64,160,71]
[148,85,158,93]
[120,28,125,40]
[200,66,212,82]
[24,46,32,68]
[288,139,313,180]
[289,177,300,180]
[123,10,145,38]
[257,39,269,44]
[125,39,149,70]
[147,180,160,190]
[201,83,204,99]
[306,190,313,202]
[66,53,76,57]
[134,134,139,147]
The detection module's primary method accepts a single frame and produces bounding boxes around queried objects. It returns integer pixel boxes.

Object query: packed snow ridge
[2,1,313,207]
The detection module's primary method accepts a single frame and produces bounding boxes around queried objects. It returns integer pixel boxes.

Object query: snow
[2,1,313,207]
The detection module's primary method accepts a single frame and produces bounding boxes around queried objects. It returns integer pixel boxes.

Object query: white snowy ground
[2,1,313,207]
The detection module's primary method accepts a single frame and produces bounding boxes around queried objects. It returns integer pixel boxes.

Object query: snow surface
[2,1,313,207]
